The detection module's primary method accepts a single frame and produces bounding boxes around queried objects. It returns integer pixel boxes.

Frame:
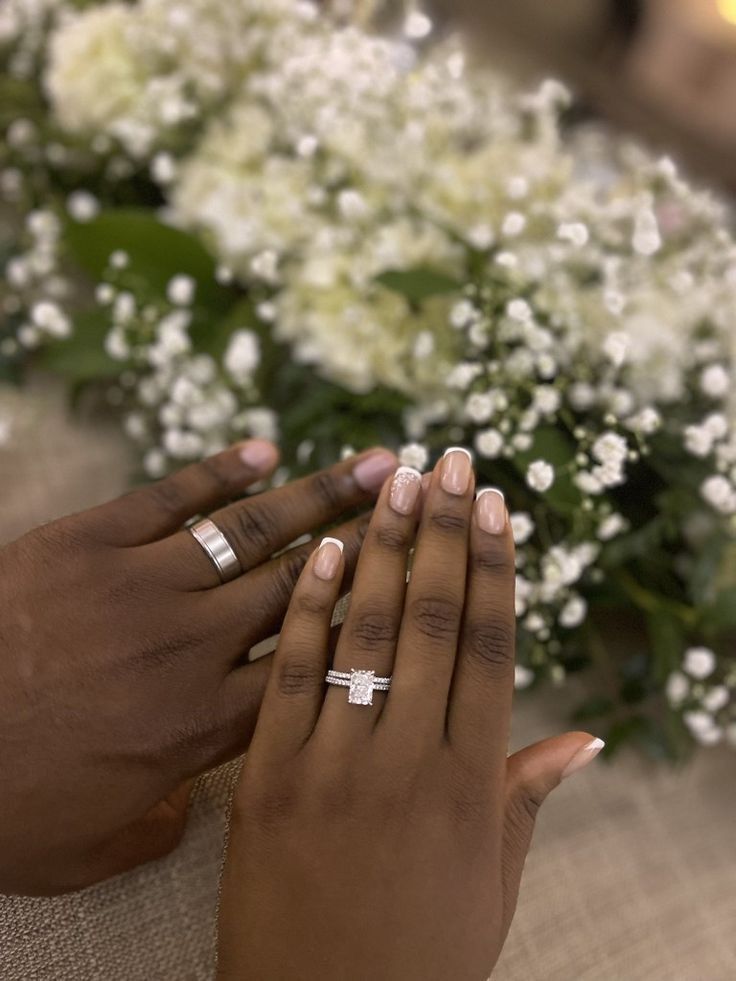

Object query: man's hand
[0,440,397,895]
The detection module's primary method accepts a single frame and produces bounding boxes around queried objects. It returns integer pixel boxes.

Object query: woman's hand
[0,440,397,896]
[217,450,603,981]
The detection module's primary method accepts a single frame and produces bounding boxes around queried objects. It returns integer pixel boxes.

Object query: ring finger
[316,466,423,741]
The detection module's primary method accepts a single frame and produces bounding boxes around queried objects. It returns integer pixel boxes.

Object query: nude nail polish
[353,450,398,492]
[314,537,344,581]
[238,439,278,472]
[441,447,473,496]
[389,466,422,515]
[476,488,507,535]
[561,738,606,780]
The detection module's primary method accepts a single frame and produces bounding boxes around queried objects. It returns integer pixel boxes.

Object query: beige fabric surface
[1,379,735,980]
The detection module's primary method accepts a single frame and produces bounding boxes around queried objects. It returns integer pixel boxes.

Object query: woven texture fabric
[1,379,735,980]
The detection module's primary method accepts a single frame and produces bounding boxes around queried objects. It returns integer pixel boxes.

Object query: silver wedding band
[326,669,392,706]
[189,518,242,583]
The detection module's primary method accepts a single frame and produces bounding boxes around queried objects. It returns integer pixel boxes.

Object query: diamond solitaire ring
[325,669,392,706]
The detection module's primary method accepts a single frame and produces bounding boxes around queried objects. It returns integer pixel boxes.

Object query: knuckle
[508,786,544,828]
[199,455,236,496]
[463,617,515,674]
[409,594,463,641]
[293,590,332,617]
[372,523,411,553]
[310,470,345,512]
[349,607,399,652]
[276,656,324,697]
[243,781,298,832]
[272,550,310,606]
[231,503,280,556]
[144,478,187,518]
[471,544,515,576]
[428,507,469,536]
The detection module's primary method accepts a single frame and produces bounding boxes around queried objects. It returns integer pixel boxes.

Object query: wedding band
[326,669,392,706]
[189,518,242,583]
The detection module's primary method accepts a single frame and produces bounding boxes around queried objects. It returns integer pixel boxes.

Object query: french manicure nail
[353,450,398,493]
[561,737,606,780]
[476,488,507,535]
[441,447,473,496]
[389,466,422,515]
[238,439,278,473]
[314,537,344,581]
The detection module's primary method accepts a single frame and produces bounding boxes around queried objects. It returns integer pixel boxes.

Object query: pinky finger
[248,537,345,765]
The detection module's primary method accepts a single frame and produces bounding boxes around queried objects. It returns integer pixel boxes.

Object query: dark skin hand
[0,440,397,896]
[217,452,603,981]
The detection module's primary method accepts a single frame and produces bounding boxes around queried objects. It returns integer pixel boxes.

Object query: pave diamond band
[326,669,392,706]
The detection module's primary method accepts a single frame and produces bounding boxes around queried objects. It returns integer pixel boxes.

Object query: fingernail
[353,449,398,493]
[389,466,422,515]
[561,738,605,780]
[476,488,507,535]
[238,440,278,473]
[441,447,473,496]
[314,537,344,581]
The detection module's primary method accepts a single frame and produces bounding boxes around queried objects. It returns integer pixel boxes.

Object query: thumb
[500,732,605,935]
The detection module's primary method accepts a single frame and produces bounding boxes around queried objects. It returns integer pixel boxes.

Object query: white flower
[526,460,554,493]
[684,711,722,745]
[151,152,177,184]
[514,665,534,690]
[30,301,70,338]
[167,275,196,307]
[559,595,587,628]
[450,300,478,329]
[685,425,714,458]
[558,221,589,248]
[700,364,730,399]
[703,686,730,714]
[602,332,629,368]
[224,330,260,384]
[592,431,628,467]
[502,211,526,237]
[666,672,689,707]
[574,471,602,496]
[683,647,717,680]
[533,385,560,415]
[507,298,532,323]
[475,428,504,459]
[399,442,429,471]
[598,513,627,541]
[510,512,534,544]
[45,4,146,138]
[465,392,495,423]
[701,475,736,515]
[143,448,167,478]
[67,190,99,222]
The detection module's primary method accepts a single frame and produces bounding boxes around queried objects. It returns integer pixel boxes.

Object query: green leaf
[376,266,462,303]
[64,209,228,310]
[38,309,119,383]
[190,297,260,361]
[572,695,614,723]
[645,610,685,684]
[511,425,580,511]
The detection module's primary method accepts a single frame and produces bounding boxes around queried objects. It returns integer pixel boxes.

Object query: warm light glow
[718,0,736,26]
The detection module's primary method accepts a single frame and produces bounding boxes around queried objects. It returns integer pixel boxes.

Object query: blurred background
[431,0,736,192]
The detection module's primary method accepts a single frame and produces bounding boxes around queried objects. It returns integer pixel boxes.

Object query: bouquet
[2,0,735,758]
